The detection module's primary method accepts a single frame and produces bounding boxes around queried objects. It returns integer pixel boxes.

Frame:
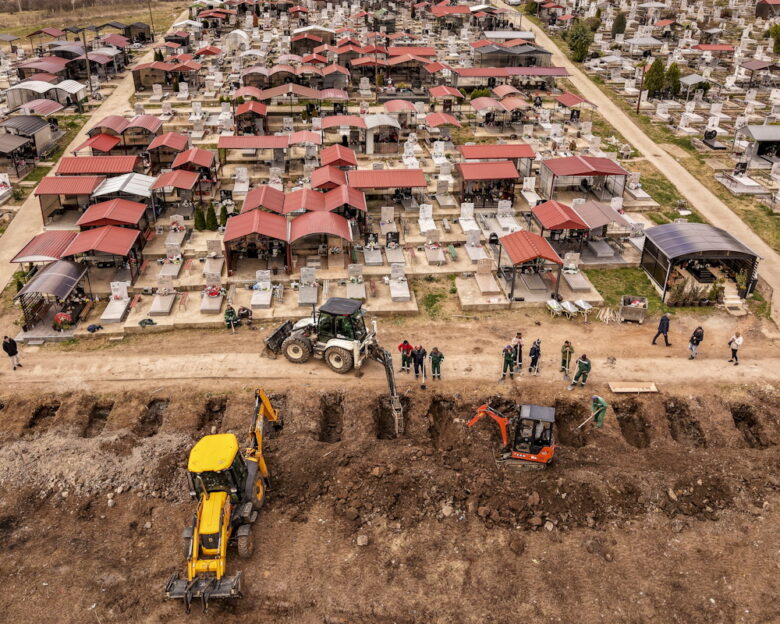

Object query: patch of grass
[420,290,447,319]
[584,267,711,317]
[25,166,52,183]
[747,291,771,319]
[630,159,705,223]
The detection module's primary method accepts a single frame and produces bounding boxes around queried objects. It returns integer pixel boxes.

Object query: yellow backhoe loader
[165,388,281,612]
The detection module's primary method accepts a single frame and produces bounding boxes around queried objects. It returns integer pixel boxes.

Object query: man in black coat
[2,336,21,371]
[652,314,671,346]
[411,345,427,379]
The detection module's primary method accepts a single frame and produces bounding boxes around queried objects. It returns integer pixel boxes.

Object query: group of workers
[397,340,444,380]
[500,332,592,390]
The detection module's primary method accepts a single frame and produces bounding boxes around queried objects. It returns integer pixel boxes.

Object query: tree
[194,206,206,231]
[566,21,594,63]
[775,33,780,55]
[205,204,219,230]
[643,58,666,97]
[219,205,229,227]
[611,12,627,38]
[665,63,681,97]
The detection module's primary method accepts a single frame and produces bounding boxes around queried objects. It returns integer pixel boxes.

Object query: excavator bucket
[165,572,243,613]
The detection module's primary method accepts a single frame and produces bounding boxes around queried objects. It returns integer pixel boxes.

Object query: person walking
[429,347,444,380]
[411,345,427,379]
[511,331,524,371]
[591,395,609,429]
[501,344,516,381]
[560,340,574,375]
[568,354,591,390]
[398,340,413,373]
[728,331,743,366]
[652,313,671,346]
[688,326,704,360]
[529,339,541,375]
[2,336,21,371]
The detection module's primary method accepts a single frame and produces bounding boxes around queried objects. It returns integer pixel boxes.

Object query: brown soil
[1,383,779,624]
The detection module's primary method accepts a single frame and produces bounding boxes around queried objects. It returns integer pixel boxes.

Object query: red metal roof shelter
[347,169,427,189]
[458,161,519,181]
[148,132,189,151]
[320,144,358,167]
[539,155,629,200]
[56,155,139,176]
[311,165,347,190]
[35,176,105,196]
[74,133,122,154]
[289,211,353,243]
[75,199,147,228]
[531,200,588,231]
[149,169,200,190]
[62,225,141,257]
[11,230,78,263]
[498,230,564,300]
[223,210,288,243]
[458,144,535,160]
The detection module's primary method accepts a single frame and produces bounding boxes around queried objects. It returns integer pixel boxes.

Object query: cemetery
[0,0,770,342]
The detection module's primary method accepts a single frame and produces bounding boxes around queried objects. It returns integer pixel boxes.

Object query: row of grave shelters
[1,0,761,342]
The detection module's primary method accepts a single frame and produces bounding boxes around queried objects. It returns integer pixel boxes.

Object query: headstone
[110,281,129,300]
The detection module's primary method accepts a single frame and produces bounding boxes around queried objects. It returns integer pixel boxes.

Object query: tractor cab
[511,405,555,456]
[315,298,368,342]
[188,433,247,504]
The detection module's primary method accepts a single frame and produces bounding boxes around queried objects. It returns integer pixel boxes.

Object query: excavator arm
[369,344,404,436]
[467,404,511,447]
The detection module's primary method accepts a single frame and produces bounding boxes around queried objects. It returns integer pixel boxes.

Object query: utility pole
[81,29,94,100]
[147,0,156,40]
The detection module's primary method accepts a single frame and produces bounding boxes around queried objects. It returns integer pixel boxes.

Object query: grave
[389,263,411,302]
[101,281,132,324]
[251,270,273,309]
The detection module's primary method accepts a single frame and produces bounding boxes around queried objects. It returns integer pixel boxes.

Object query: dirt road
[503,7,780,325]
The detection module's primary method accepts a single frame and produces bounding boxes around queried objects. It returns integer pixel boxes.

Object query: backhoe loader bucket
[165,572,243,613]
[264,319,293,355]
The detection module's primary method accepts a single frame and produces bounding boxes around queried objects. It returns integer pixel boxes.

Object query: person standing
[511,331,524,371]
[728,331,743,366]
[2,336,21,371]
[411,344,427,379]
[429,347,444,380]
[398,340,413,373]
[501,344,516,380]
[652,313,671,346]
[529,339,541,375]
[568,354,591,390]
[688,326,704,360]
[560,340,574,374]
[591,395,609,429]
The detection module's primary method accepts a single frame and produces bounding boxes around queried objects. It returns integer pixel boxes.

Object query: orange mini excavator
[467,403,556,468]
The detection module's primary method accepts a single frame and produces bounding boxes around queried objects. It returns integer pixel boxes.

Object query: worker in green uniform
[560,340,574,374]
[501,344,516,380]
[429,347,444,380]
[224,305,238,330]
[591,395,608,428]
[568,354,591,390]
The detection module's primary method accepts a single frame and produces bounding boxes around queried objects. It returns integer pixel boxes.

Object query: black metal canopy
[15,260,86,300]
[643,223,759,262]
[319,297,363,315]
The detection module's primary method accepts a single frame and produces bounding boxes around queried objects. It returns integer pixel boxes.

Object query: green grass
[747,291,771,319]
[584,267,711,317]
[420,291,447,319]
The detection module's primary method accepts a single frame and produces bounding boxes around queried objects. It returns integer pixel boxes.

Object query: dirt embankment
[0,383,779,623]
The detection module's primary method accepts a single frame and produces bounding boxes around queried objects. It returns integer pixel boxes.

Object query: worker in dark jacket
[411,345,427,379]
[652,314,671,346]
[398,340,413,372]
[429,347,444,380]
[688,326,704,360]
[529,339,541,375]
[501,344,516,380]
[568,354,591,390]
[2,336,21,371]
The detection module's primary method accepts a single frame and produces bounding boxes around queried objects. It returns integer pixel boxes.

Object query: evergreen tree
[194,206,206,231]
[219,204,229,227]
[205,204,219,230]
[665,63,681,97]
[566,21,594,62]
[643,58,666,97]
[611,12,627,38]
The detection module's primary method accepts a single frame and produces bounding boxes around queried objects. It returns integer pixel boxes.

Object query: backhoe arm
[467,404,510,447]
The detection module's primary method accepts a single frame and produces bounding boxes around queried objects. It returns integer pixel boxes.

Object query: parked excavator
[265,297,403,434]
[165,388,282,612]
[467,403,556,468]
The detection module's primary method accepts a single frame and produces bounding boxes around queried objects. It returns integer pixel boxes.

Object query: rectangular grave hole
[83,401,114,438]
[199,396,227,432]
[26,401,60,430]
[319,393,343,443]
[731,404,771,449]
[612,399,651,449]
[134,399,169,437]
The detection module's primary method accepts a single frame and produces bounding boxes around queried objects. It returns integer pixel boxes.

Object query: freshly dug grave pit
[198,396,227,432]
[612,398,652,449]
[319,392,344,443]
[133,399,169,438]
[664,398,706,448]
[730,403,771,449]
[83,401,114,438]
[26,401,60,432]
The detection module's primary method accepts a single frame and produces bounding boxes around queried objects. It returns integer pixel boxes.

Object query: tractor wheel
[252,480,265,511]
[324,347,353,374]
[237,533,254,559]
[282,336,312,363]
